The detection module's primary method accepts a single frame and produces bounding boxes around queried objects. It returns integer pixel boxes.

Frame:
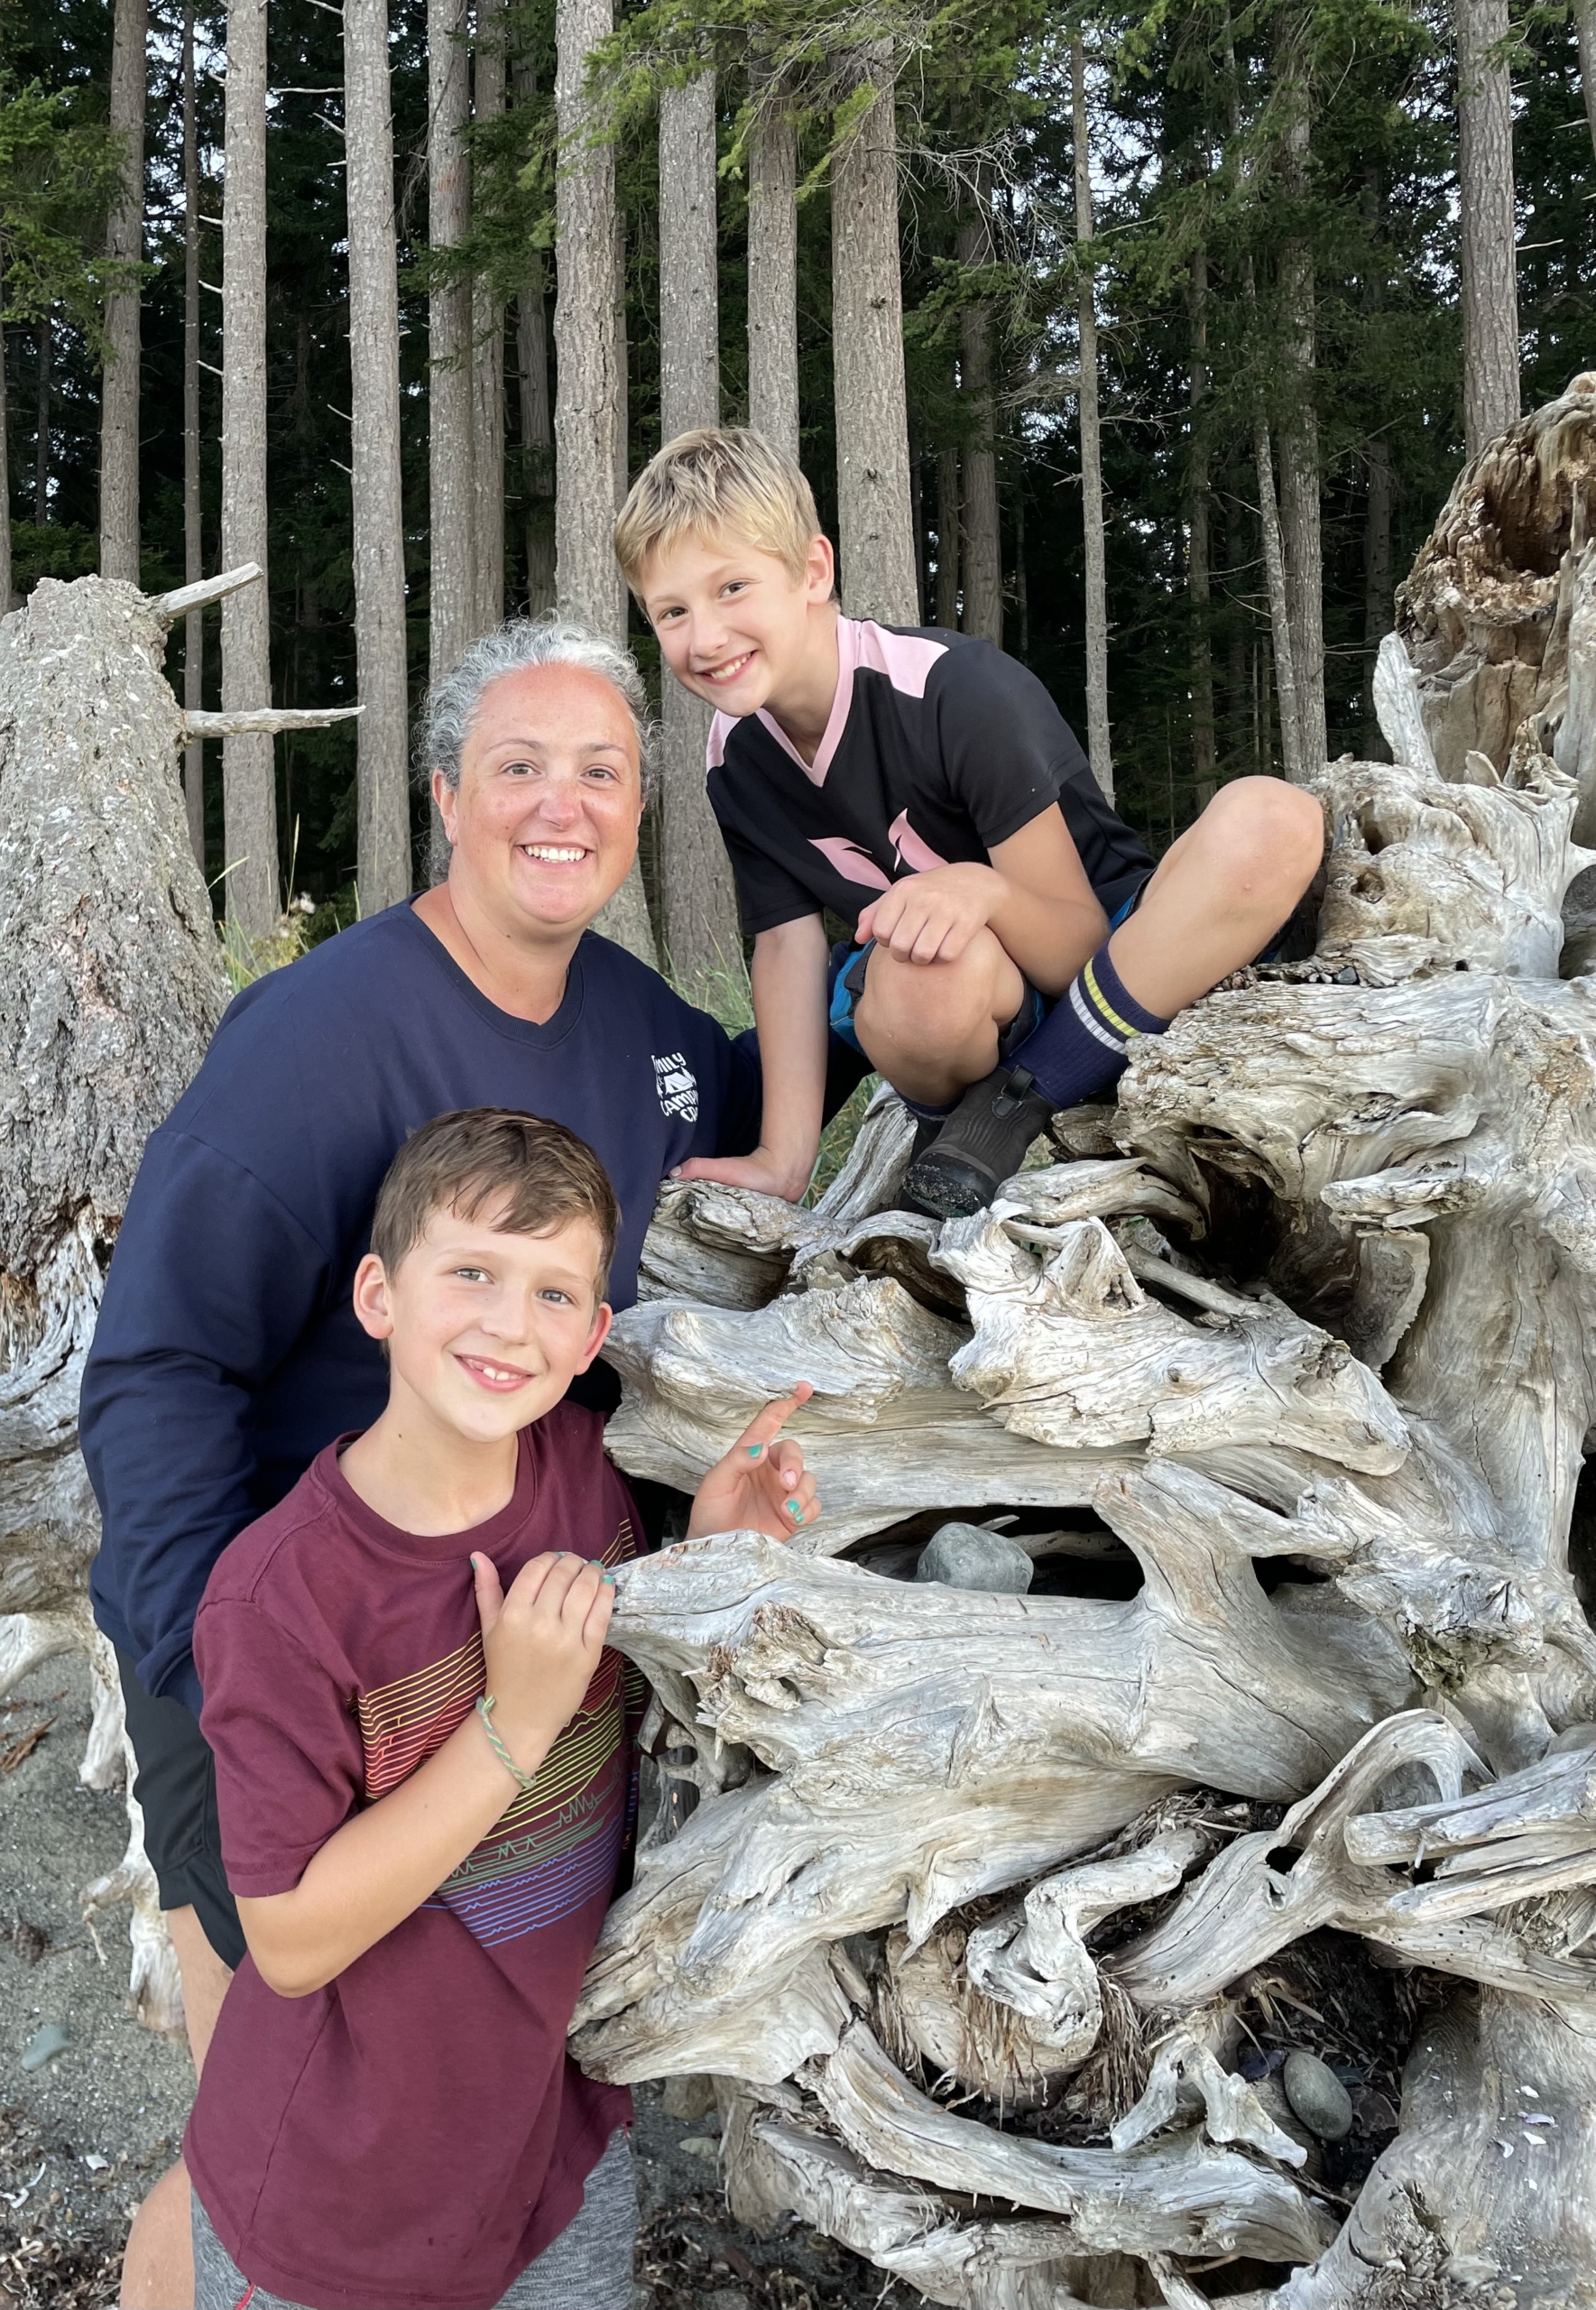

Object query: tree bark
[1363,439,1393,748]
[1275,5,1326,777]
[554,0,623,640]
[429,0,474,676]
[182,0,205,871]
[747,86,799,464]
[1187,247,1215,793]
[99,0,147,586]
[956,176,1002,649]
[512,53,555,615]
[1457,0,1520,456]
[0,571,233,2032]
[346,0,412,911]
[1071,39,1112,801]
[936,444,959,628]
[472,0,506,635]
[657,73,740,986]
[1577,0,1596,168]
[553,0,655,964]
[0,331,9,614]
[34,321,50,524]
[220,0,278,940]
[1254,414,1303,783]
[831,47,917,626]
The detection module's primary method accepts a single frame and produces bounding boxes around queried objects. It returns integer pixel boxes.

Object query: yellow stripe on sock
[1083,959,1141,1042]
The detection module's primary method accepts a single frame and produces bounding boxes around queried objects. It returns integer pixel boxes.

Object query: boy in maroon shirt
[183,1108,818,2310]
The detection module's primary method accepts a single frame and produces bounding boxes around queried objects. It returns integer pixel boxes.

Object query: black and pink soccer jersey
[706,617,1154,937]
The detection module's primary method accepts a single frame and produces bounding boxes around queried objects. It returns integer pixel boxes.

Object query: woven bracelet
[475,1694,538,1796]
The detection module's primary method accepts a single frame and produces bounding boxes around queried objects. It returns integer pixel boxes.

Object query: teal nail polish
[602,1571,616,1585]
[786,1499,801,1517]
[747,1445,762,1458]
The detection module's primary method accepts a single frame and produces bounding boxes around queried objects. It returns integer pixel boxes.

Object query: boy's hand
[471,1549,613,1767]
[671,1145,814,1203]
[687,1386,820,1541]
[856,863,1006,966]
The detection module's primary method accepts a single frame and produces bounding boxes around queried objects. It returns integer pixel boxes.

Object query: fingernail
[786,1500,802,1518]
[602,1571,616,1585]
[588,1557,604,1568]
[747,1445,762,1458]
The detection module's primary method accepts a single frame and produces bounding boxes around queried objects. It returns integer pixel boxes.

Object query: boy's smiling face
[352,1205,613,1447]
[640,530,835,724]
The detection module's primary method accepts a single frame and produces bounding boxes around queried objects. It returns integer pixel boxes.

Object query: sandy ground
[0,1656,898,2310]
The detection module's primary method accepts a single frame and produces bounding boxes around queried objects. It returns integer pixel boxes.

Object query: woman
[81,619,763,2309]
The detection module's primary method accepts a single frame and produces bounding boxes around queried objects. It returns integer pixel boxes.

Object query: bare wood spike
[152,561,263,618]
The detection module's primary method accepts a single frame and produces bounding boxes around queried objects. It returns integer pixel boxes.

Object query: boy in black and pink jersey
[615,428,1324,1217]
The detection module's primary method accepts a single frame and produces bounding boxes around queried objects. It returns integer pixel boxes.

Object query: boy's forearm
[238,1702,558,1996]
[750,919,830,1195]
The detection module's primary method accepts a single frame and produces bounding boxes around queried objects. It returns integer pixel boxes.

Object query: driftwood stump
[0,565,350,2034]
[583,389,1596,2309]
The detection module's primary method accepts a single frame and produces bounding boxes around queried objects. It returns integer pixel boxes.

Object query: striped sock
[1010,940,1170,1111]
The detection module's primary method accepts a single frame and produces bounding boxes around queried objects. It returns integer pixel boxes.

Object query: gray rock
[914,1522,1034,1594]
[1283,2049,1354,2141]
[21,2022,70,2074]
[660,2072,716,2122]
[678,2134,721,2161]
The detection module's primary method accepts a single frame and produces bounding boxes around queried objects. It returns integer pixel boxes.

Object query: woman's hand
[687,1386,820,1540]
[856,864,1006,966]
[670,1145,815,1202]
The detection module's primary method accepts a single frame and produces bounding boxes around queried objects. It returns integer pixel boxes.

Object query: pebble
[20,2023,70,2074]
[703,2292,750,2310]
[1282,2049,1354,2141]
[914,1522,1033,1594]
[678,2135,720,2162]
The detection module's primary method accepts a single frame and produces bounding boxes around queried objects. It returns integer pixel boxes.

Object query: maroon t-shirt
[184,1404,639,2310]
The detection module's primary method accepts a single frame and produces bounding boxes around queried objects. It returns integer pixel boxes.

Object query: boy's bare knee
[858,935,1010,1054]
[1194,776,1324,905]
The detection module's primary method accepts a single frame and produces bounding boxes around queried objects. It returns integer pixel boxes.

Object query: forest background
[1,0,1590,984]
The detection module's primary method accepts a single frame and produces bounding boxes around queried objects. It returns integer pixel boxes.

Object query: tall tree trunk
[512,52,555,615]
[747,82,799,462]
[1188,245,1215,795]
[182,0,205,871]
[34,321,50,523]
[658,72,739,985]
[429,0,474,673]
[936,444,960,628]
[831,45,917,624]
[955,171,1002,647]
[1457,0,1520,456]
[1363,440,1393,747]
[613,209,630,508]
[1071,38,1112,801]
[1222,10,1302,786]
[220,0,278,940]
[346,0,412,911]
[1576,0,1596,167]
[1,329,11,613]
[554,0,623,639]
[1275,5,1325,777]
[472,0,505,634]
[554,0,655,962]
[99,0,147,584]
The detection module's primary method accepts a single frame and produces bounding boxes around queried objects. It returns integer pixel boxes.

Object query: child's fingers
[579,1575,617,1647]
[769,1465,821,1529]
[733,1382,815,1465]
[471,1551,505,1632]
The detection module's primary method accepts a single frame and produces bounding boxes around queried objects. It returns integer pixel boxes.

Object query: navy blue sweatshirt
[81,902,761,1713]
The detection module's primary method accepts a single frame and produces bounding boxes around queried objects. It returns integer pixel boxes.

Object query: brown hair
[614,426,824,592]
[370,1109,619,1301]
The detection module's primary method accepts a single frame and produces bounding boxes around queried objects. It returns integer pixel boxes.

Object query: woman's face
[435,662,645,941]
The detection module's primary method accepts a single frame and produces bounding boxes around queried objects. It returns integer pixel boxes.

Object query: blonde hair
[614,427,823,592]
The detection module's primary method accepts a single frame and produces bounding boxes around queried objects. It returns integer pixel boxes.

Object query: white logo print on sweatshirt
[653,1052,699,1123]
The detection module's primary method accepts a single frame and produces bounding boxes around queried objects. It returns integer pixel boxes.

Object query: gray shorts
[191,2127,638,2310]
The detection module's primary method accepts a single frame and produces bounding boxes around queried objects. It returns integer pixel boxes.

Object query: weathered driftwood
[0,568,341,2033]
[584,389,1596,2308]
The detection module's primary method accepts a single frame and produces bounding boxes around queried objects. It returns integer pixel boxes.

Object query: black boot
[901,1066,1056,1219]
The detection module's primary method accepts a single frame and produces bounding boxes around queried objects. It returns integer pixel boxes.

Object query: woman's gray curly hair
[414,618,661,799]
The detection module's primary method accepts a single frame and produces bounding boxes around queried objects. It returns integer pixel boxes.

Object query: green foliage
[0,69,130,337]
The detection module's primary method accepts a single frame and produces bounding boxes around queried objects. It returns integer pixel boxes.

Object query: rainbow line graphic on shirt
[353,1520,639,1948]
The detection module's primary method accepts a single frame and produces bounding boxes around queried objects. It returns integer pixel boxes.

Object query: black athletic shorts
[115,1648,245,1971]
